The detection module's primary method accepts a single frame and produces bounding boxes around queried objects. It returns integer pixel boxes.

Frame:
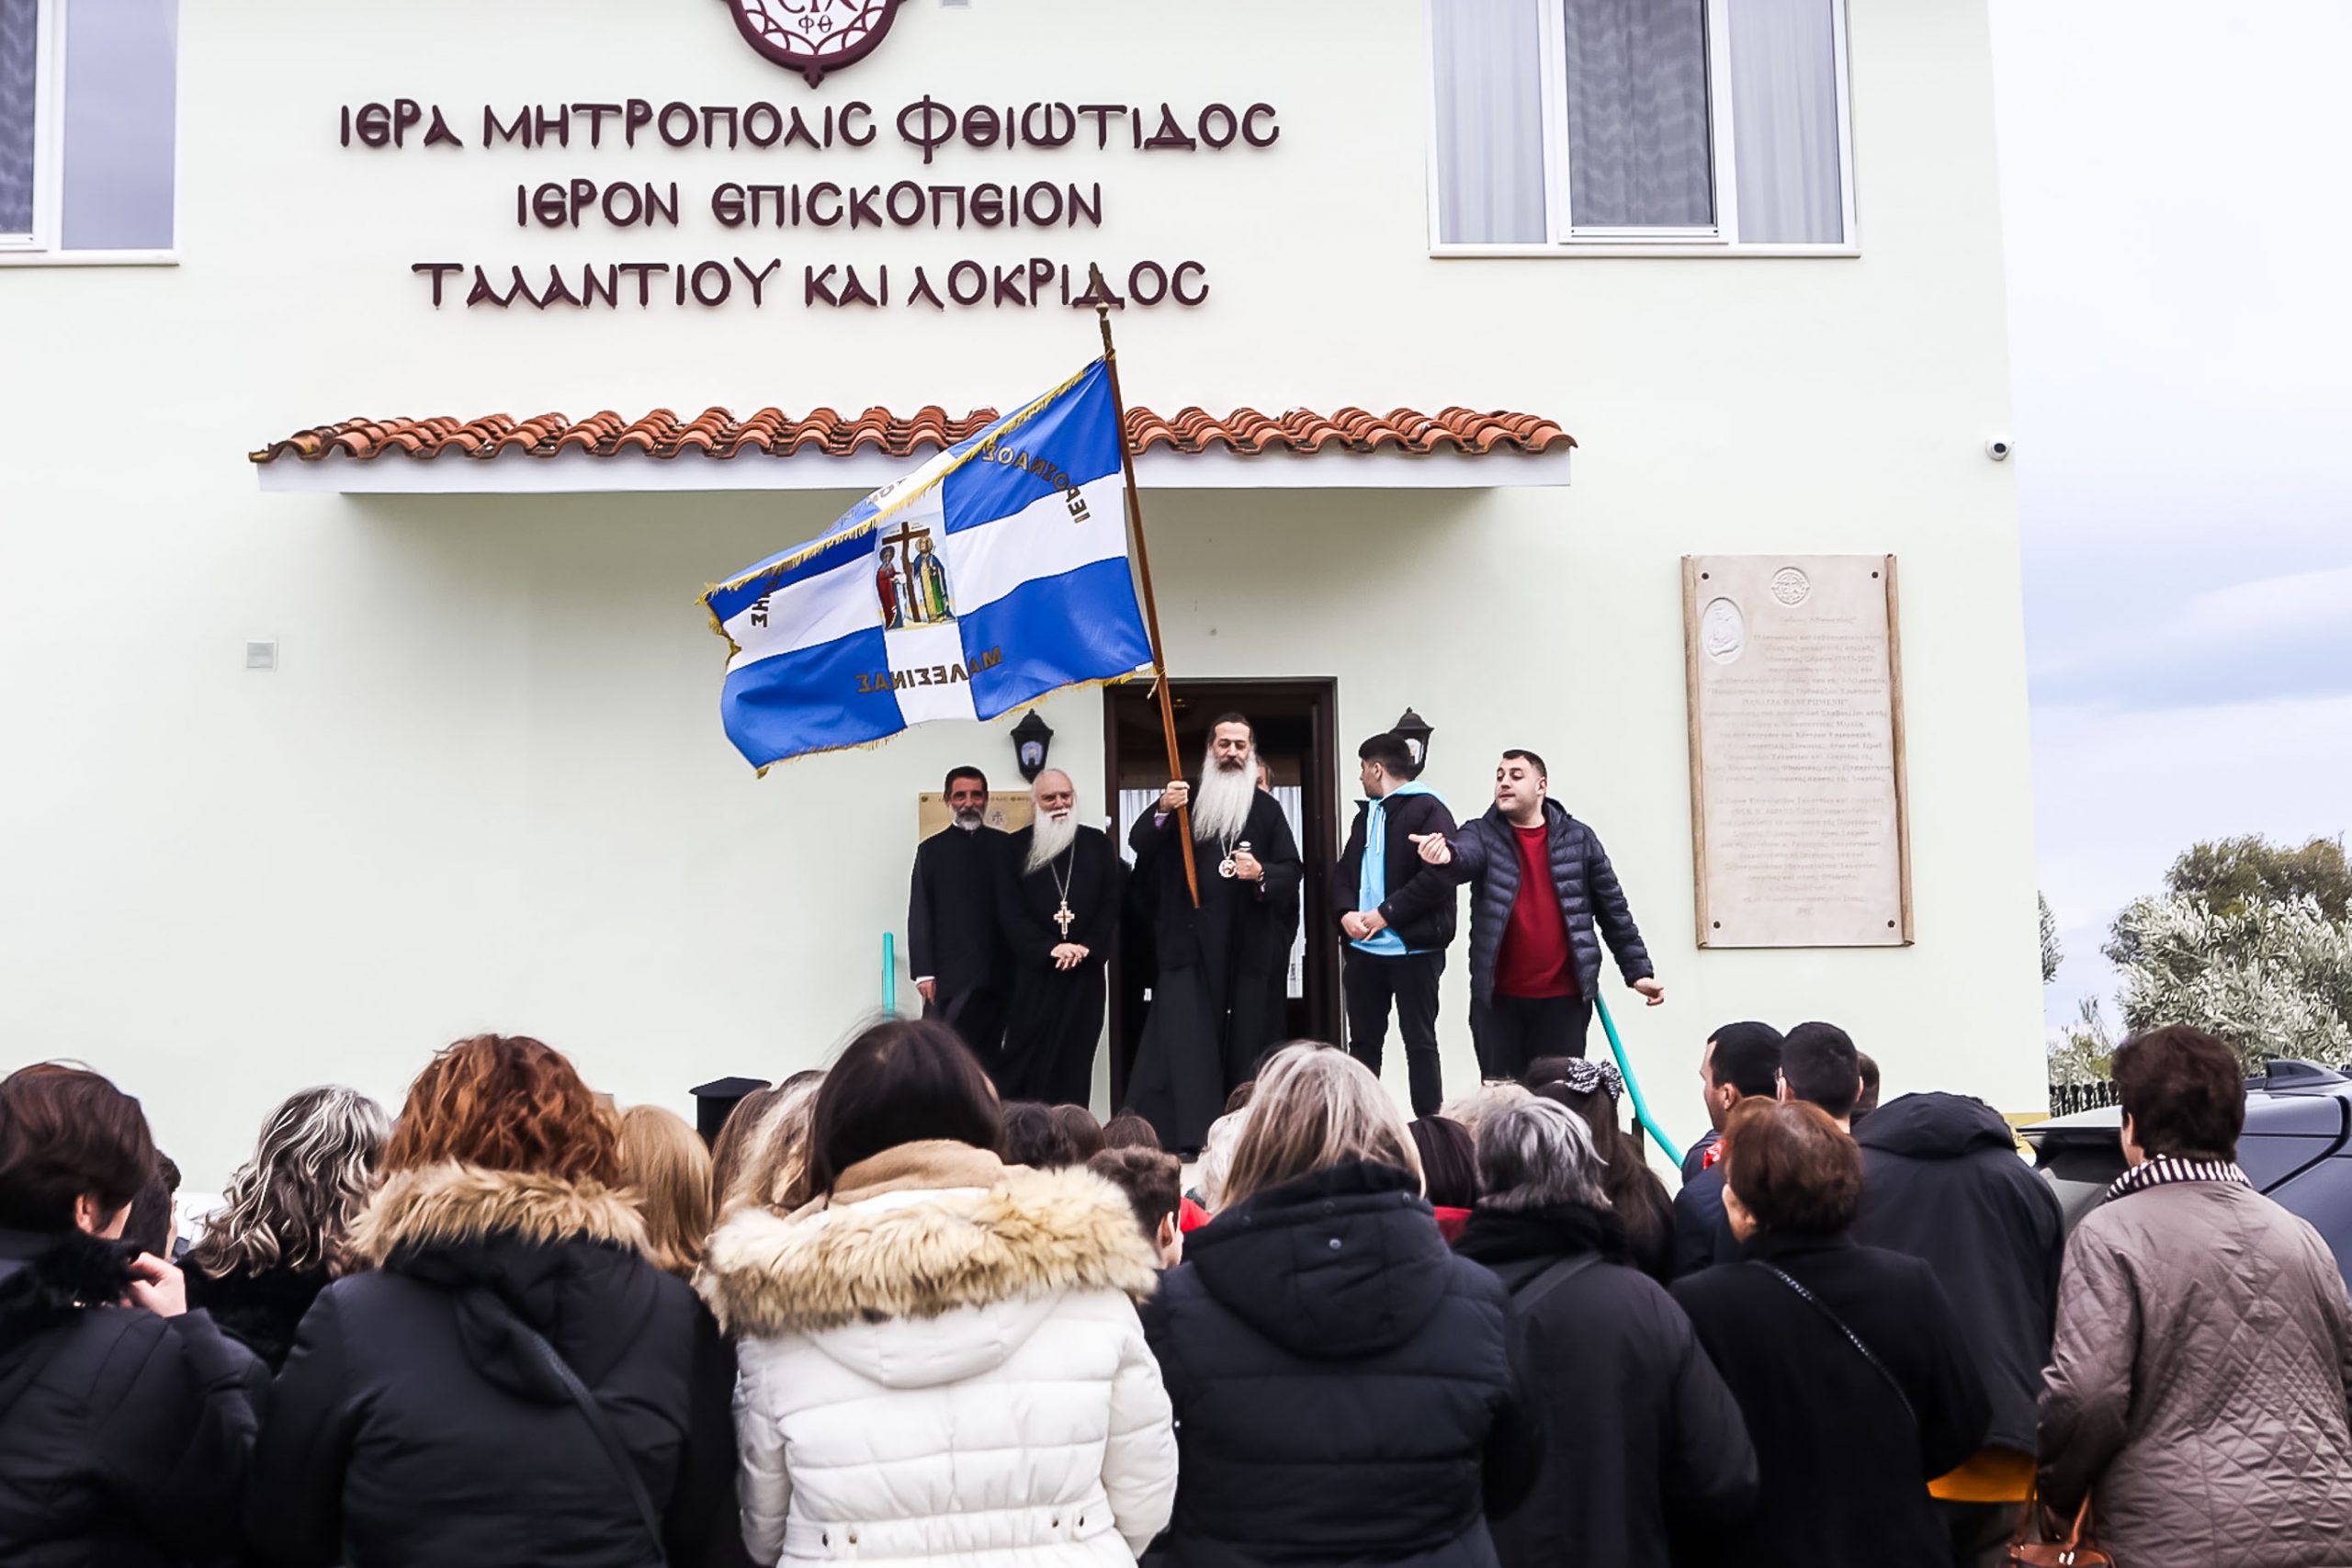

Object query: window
[1429,0,1853,252]
[0,0,179,258]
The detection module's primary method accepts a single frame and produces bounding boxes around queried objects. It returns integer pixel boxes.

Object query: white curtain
[1562,0,1713,229]
[0,0,36,235]
[1730,0,1843,243]
[60,0,176,250]
[1431,0,1547,244]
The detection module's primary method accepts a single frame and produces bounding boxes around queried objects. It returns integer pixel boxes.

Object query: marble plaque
[1684,556,1912,948]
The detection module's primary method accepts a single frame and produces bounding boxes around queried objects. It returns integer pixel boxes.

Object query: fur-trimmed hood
[351,1161,648,1266]
[698,1140,1159,1355]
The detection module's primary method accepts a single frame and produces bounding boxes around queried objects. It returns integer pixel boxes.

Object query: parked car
[2025,1059,2352,1277]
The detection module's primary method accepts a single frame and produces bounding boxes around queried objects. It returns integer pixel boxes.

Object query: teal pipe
[1594,990,1682,1168]
[882,932,898,1016]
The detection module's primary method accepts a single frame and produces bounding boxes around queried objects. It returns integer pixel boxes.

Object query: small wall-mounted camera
[1985,436,2014,462]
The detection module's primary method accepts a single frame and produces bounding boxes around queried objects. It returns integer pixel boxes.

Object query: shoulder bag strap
[470,1290,667,1567]
[1512,1251,1604,1317]
[1749,1261,1917,1431]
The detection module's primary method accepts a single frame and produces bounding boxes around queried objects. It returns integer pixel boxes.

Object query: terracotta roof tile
[250,406,1570,464]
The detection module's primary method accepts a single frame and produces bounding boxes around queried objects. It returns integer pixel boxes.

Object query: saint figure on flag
[876,547,903,629]
[914,536,955,623]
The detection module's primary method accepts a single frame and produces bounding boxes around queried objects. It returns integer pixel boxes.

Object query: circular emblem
[1770,568,1812,607]
[723,0,904,87]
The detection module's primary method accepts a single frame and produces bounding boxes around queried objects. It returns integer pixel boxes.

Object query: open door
[1103,678,1341,1107]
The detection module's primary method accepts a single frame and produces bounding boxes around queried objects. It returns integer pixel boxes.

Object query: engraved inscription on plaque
[1683,556,1912,948]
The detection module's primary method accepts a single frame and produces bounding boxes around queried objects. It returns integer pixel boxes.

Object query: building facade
[0,0,2040,1185]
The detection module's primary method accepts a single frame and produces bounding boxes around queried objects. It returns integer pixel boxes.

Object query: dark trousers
[928,987,1007,1072]
[1470,992,1592,1081]
[1343,948,1446,1117]
[1939,1499,2018,1568]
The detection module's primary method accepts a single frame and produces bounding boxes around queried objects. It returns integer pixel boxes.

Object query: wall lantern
[1391,708,1433,778]
[1011,711,1055,782]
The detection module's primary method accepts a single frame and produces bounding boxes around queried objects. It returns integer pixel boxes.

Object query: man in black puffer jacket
[1410,749,1660,1076]
[1854,1091,2064,1568]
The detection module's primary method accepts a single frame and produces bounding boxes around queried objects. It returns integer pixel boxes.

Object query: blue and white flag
[702,359,1153,772]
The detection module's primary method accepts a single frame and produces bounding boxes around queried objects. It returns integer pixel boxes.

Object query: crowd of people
[4,1013,2352,1567]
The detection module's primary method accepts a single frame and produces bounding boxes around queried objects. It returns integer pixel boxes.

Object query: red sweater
[1494,822,1577,998]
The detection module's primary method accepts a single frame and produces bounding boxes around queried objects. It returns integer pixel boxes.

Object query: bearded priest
[995,769,1125,1104]
[1124,713,1303,1152]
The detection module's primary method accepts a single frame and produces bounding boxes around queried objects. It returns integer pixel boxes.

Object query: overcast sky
[1988,0,2352,1029]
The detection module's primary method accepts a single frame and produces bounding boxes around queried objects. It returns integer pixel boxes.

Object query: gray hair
[187,1086,391,1278]
[1476,1097,1611,1213]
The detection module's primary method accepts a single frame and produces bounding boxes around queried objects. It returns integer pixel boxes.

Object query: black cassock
[1124,787,1303,1151]
[995,825,1124,1105]
[907,824,1012,1066]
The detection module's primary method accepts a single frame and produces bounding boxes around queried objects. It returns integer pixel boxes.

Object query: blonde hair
[721,1072,826,1216]
[1438,1080,1532,1139]
[616,1105,716,1278]
[1219,1044,1422,1209]
[1194,1110,1248,1213]
[187,1087,390,1279]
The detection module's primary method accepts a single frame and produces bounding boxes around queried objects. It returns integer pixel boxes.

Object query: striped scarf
[2105,1153,2252,1202]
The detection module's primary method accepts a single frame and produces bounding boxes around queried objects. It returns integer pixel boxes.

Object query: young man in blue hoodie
[1333,733,1459,1115]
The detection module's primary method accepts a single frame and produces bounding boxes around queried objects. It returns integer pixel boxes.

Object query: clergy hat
[690,1076,772,1145]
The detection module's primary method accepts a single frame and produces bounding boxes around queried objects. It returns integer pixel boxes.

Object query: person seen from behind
[718,1072,824,1219]
[2039,1025,2352,1568]
[0,1064,262,1568]
[700,1019,1177,1566]
[617,1104,718,1280]
[1140,1043,1543,1567]
[183,1084,390,1371]
[1456,1096,1755,1568]
[1526,1055,1675,1282]
[1669,1021,1783,1278]
[1670,1100,1990,1568]
[1001,1099,1083,1168]
[1410,1114,1478,1243]
[248,1033,742,1568]
[1853,1071,2063,1568]
[1679,1019,1860,1278]
[1090,1145,1186,1268]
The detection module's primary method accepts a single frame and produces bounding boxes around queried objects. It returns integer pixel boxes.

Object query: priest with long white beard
[994,769,1125,1104]
[1124,713,1303,1151]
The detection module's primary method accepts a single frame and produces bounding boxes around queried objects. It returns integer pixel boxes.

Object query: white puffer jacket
[699,1141,1178,1567]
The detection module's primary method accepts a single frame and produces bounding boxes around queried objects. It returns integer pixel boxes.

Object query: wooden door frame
[1103,677,1342,1106]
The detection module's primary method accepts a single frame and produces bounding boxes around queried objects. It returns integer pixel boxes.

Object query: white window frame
[1425,0,1859,258]
[0,0,182,267]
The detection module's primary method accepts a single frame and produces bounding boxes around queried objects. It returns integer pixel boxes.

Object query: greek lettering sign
[335,91,1282,313]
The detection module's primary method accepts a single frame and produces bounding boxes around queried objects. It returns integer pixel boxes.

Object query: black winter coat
[0,1228,263,1568]
[1335,790,1459,952]
[1668,1166,1736,1280]
[1853,1091,2064,1456]
[1671,1234,1993,1568]
[246,1163,744,1568]
[1453,1204,1755,1568]
[1439,801,1652,1007]
[183,1262,327,1374]
[1139,1161,1543,1568]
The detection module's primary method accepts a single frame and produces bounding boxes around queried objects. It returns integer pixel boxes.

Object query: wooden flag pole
[1091,265,1199,909]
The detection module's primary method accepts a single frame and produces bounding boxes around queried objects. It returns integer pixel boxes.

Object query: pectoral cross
[1054,900,1076,939]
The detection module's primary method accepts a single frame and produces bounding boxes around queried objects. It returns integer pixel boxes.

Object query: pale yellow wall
[0,0,2037,1185]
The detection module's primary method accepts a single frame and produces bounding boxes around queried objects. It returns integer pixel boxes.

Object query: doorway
[1103,678,1341,1107]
